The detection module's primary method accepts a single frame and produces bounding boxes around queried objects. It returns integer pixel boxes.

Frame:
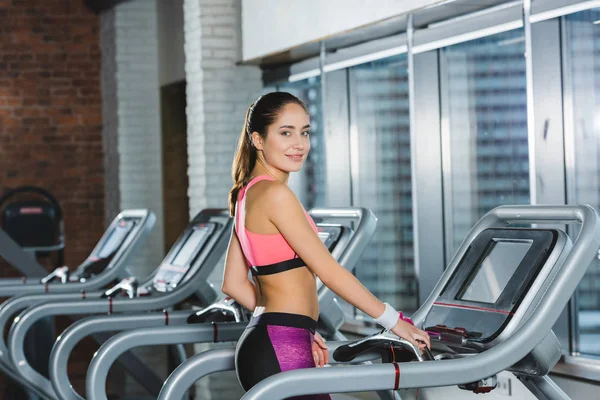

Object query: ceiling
[244,0,513,69]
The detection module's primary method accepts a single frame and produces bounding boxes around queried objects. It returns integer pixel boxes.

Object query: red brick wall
[0,1,108,397]
[0,0,105,272]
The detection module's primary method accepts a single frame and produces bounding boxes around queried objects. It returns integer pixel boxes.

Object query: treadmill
[71,208,377,400]
[0,209,154,398]
[0,209,155,296]
[0,209,232,400]
[228,205,600,400]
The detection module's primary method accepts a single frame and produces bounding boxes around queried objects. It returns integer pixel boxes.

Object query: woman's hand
[312,332,329,368]
[391,319,431,350]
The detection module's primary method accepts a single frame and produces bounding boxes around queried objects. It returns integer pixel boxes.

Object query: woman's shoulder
[250,180,299,208]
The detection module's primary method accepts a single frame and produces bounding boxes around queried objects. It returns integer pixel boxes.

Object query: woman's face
[254,103,311,173]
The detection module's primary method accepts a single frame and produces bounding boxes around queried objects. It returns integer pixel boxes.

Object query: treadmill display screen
[97,221,134,258]
[459,240,532,304]
[172,227,212,267]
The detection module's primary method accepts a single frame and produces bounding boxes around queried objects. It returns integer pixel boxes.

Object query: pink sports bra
[235,175,318,276]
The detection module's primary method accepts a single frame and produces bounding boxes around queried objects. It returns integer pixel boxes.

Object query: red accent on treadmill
[44,283,49,293]
[163,310,169,326]
[21,277,26,284]
[81,290,86,299]
[475,387,494,393]
[119,220,127,227]
[108,296,113,314]
[89,257,99,262]
[433,302,514,315]
[19,207,43,215]
[393,363,400,390]
[213,322,218,342]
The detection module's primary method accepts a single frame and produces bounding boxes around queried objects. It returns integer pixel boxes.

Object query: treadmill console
[424,228,567,346]
[45,217,141,284]
[95,219,137,259]
[151,223,217,292]
[65,218,138,282]
[317,224,344,252]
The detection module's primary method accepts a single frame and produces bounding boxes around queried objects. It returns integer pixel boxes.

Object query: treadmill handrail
[49,311,191,400]
[0,292,104,361]
[158,348,236,400]
[85,323,247,400]
[0,209,155,296]
[157,341,384,400]
[311,207,377,278]
[240,205,600,399]
[5,210,231,396]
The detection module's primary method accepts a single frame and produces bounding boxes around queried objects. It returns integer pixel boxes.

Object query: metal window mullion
[525,0,538,205]
[347,73,360,208]
[560,14,581,356]
[438,49,454,267]
[319,40,329,210]
[407,14,422,304]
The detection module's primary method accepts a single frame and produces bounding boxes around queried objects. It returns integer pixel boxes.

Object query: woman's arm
[265,183,430,348]
[266,183,384,316]
[221,228,256,311]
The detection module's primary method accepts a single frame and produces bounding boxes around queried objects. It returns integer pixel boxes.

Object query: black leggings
[235,312,331,400]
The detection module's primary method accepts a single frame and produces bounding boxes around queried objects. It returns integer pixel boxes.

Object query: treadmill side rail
[85,324,247,400]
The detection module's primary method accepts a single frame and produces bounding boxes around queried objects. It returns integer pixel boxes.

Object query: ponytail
[228,92,308,216]
[229,105,256,216]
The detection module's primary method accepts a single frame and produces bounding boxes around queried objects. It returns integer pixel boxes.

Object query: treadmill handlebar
[50,311,192,400]
[332,330,434,363]
[311,207,377,280]
[490,204,598,225]
[102,277,138,299]
[309,207,368,222]
[157,340,388,400]
[40,266,70,284]
[0,291,104,362]
[187,297,250,324]
[86,323,247,400]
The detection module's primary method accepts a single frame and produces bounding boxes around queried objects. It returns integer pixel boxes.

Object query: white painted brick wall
[100,8,121,227]
[100,1,167,397]
[112,0,165,279]
[185,0,261,218]
[184,0,261,398]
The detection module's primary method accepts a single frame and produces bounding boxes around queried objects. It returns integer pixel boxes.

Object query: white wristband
[374,302,399,331]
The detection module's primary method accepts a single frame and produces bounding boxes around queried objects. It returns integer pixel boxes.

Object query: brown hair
[228,92,308,216]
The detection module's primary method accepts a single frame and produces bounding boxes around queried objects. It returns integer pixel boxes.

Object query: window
[348,54,417,311]
[440,29,530,258]
[277,77,326,209]
[565,8,600,356]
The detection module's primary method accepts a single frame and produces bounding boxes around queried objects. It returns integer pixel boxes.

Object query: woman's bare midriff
[253,266,320,321]
[244,182,320,319]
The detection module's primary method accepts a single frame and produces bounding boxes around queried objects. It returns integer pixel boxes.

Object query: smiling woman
[222,92,431,399]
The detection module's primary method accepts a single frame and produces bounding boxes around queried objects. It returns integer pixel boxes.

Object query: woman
[222,92,430,398]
